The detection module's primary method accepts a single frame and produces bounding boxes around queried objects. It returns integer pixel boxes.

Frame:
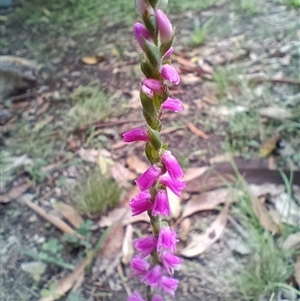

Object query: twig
[249,77,300,85]
[10,91,37,101]
[117,263,131,296]
[73,118,144,134]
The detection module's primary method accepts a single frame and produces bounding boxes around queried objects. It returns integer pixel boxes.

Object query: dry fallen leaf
[1,182,31,203]
[78,148,98,163]
[36,102,50,116]
[52,202,83,228]
[178,218,191,242]
[119,185,140,207]
[39,257,89,301]
[180,204,229,258]
[181,74,202,85]
[98,207,150,227]
[111,163,136,188]
[259,106,292,121]
[121,224,134,265]
[98,223,124,259]
[98,153,114,176]
[23,199,82,237]
[295,256,300,287]
[126,155,148,174]
[167,188,182,219]
[187,122,209,139]
[184,166,208,182]
[282,232,300,250]
[33,116,54,132]
[177,189,231,225]
[248,183,285,198]
[81,55,106,65]
[259,135,280,157]
[250,193,282,234]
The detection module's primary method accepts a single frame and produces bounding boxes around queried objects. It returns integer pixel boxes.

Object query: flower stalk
[124,1,185,300]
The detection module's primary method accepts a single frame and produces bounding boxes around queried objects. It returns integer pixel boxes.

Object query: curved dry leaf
[179,218,191,242]
[98,207,150,228]
[78,148,98,163]
[259,135,280,157]
[39,257,89,301]
[178,189,230,223]
[180,204,229,258]
[1,182,31,203]
[184,167,208,182]
[111,163,135,188]
[187,123,208,139]
[99,223,123,259]
[122,224,134,265]
[52,202,83,228]
[81,55,105,65]
[282,232,300,250]
[250,193,282,234]
[126,155,148,174]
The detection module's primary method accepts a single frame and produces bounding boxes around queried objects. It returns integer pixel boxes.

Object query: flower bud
[122,127,150,143]
[160,64,180,85]
[161,97,183,112]
[156,9,173,44]
[133,22,152,51]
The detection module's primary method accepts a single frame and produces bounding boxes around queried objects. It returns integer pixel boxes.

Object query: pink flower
[142,265,162,287]
[160,276,179,296]
[160,65,180,85]
[141,84,153,98]
[136,164,161,191]
[130,256,150,276]
[160,173,186,196]
[162,47,174,59]
[130,191,153,216]
[128,291,145,301]
[156,9,173,44]
[160,150,184,180]
[161,97,183,112]
[152,296,164,301]
[133,22,152,51]
[123,127,149,143]
[157,226,178,252]
[152,189,170,217]
[160,251,182,274]
[143,78,164,94]
[134,235,157,257]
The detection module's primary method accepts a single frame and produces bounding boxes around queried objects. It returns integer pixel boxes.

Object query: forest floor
[1,0,300,301]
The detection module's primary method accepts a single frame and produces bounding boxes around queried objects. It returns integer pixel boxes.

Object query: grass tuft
[71,171,121,217]
[69,82,113,127]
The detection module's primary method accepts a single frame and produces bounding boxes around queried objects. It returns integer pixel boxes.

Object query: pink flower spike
[161,65,180,85]
[152,189,170,217]
[161,97,183,112]
[160,251,183,274]
[133,22,152,51]
[123,127,149,143]
[160,173,186,196]
[157,226,178,252]
[136,164,161,191]
[160,150,184,180]
[130,256,150,277]
[156,9,173,44]
[160,276,179,296]
[162,47,174,59]
[141,84,153,98]
[128,291,146,301]
[130,191,152,216]
[134,235,157,257]
[142,265,162,287]
[152,295,164,301]
[143,78,164,94]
